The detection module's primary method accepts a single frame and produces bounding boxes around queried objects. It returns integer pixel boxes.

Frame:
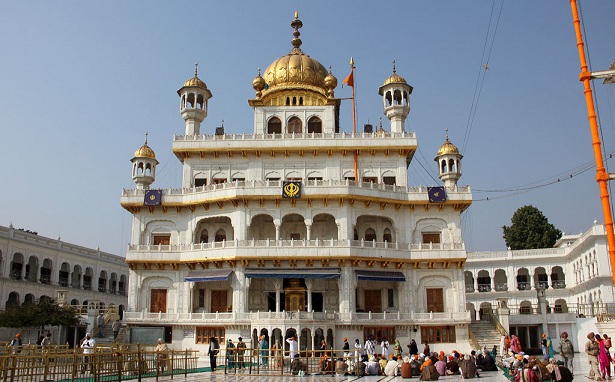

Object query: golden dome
[134,144,156,160]
[437,135,460,156]
[383,72,407,86]
[252,68,265,91]
[181,64,208,89]
[383,61,407,85]
[133,133,156,160]
[262,13,330,93]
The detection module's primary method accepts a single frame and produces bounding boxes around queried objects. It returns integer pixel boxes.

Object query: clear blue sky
[1,1,614,255]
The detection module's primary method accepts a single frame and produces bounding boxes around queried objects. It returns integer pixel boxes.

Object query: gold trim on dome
[437,131,460,156]
[134,145,156,159]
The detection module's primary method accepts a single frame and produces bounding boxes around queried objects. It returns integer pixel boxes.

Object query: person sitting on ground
[460,354,479,379]
[378,354,388,374]
[365,356,380,376]
[434,354,447,376]
[336,357,349,376]
[481,350,498,371]
[515,361,540,382]
[419,358,440,381]
[411,355,422,376]
[356,355,367,376]
[384,354,401,376]
[446,355,460,375]
[291,354,307,375]
[549,358,573,382]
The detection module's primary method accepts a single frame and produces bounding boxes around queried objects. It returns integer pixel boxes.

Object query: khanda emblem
[282,181,301,198]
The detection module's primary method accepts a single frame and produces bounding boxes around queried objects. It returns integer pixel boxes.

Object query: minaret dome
[434,130,463,188]
[177,63,213,135]
[131,132,159,190]
[378,61,413,133]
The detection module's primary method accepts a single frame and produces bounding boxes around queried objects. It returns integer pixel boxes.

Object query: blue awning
[355,270,406,282]
[245,268,340,279]
[184,269,233,282]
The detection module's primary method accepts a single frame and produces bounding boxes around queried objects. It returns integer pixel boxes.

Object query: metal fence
[221,346,362,376]
[0,344,199,382]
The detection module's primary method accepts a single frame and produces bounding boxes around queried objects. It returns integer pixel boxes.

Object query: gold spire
[134,132,156,159]
[437,129,460,156]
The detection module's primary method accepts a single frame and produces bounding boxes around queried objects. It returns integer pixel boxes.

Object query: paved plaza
[133,352,596,382]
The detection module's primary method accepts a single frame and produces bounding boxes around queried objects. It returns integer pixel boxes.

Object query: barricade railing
[0,343,199,382]
[221,346,365,376]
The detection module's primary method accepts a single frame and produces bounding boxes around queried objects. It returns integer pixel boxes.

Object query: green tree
[502,205,562,250]
[0,297,82,332]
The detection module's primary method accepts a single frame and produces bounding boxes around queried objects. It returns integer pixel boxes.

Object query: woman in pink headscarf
[510,335,522,354]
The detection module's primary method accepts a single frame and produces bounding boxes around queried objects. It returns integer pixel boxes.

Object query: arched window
[287,117,302,134]
[200,229,209,243]
[215,229,227,242]
[449,159,456,172]
[365,228,376,242]
[383,228,392,242]
[268,117,282,134]
[307,116,322,134]
[441,160,447,174]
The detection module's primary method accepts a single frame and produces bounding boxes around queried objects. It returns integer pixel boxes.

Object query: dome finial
[194,63,198,77]
[145,131,149,145]
[393,60,396,74]
[290,11,303,51]
[445,128,449,141]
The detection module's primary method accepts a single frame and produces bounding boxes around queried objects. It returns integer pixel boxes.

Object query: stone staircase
[469,319,502,352]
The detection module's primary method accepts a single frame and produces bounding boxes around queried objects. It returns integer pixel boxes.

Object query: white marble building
[120,13,473,354]
[465,222,615,353]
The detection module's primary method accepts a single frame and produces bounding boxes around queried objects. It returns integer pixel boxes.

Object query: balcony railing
[59,277,69,287]
[552,280,566,289]
[477,284,491,292]
[123,310,471,324]
[127,239,466,253]
[494,283,508,291]
[535,281,549,289]
[517,282,531,291]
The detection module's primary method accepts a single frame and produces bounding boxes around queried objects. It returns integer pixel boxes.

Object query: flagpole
[350,57,359,181]
[570,0,615,287]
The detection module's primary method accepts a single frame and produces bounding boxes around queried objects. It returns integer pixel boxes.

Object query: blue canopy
[245,268,340,279]
[184,269,233,282]
[355,270,406,282]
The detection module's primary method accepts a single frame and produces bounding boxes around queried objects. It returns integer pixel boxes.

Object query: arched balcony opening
[71,265,82,289]
[194,216,234,244]
[40,259,52,284]
[311,213,338,241]
[534,267,549,289]
[98,271,108,292]
[109,273,118,294]
[83,267,93,291]
[280,214,307,240]
[477,270,491,292]
[519,300,533,315]
[517,268,530,291]
[25,255,39,282]
[464,271,475,293]
[554,299,568,313]
[23,293,35,306]
[6,292,19,309]
[119,275,127,295]
[267,117,282,134]
[551,266,565,289]
[248,214,276,240]
[307,116,322,134]
[10,253,24,280]
[59,262,70,287]
[494,269,508,291]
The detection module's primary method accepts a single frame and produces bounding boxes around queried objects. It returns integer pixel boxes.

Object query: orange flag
[342,70,354,88]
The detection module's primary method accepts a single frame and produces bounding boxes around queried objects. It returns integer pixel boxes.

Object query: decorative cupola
[177,63,212,135]
[434,129,463,187]
[378,61,413,133]
[131,133,159,190]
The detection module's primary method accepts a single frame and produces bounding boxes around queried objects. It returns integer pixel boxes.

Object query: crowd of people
[218,334,502,379]
[500,331,613,382]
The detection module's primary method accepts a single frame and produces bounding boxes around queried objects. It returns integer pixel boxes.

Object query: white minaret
[378,61,413,133]
[177,64,212,135]
[434,130,463,188]
[131,133,159,190]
